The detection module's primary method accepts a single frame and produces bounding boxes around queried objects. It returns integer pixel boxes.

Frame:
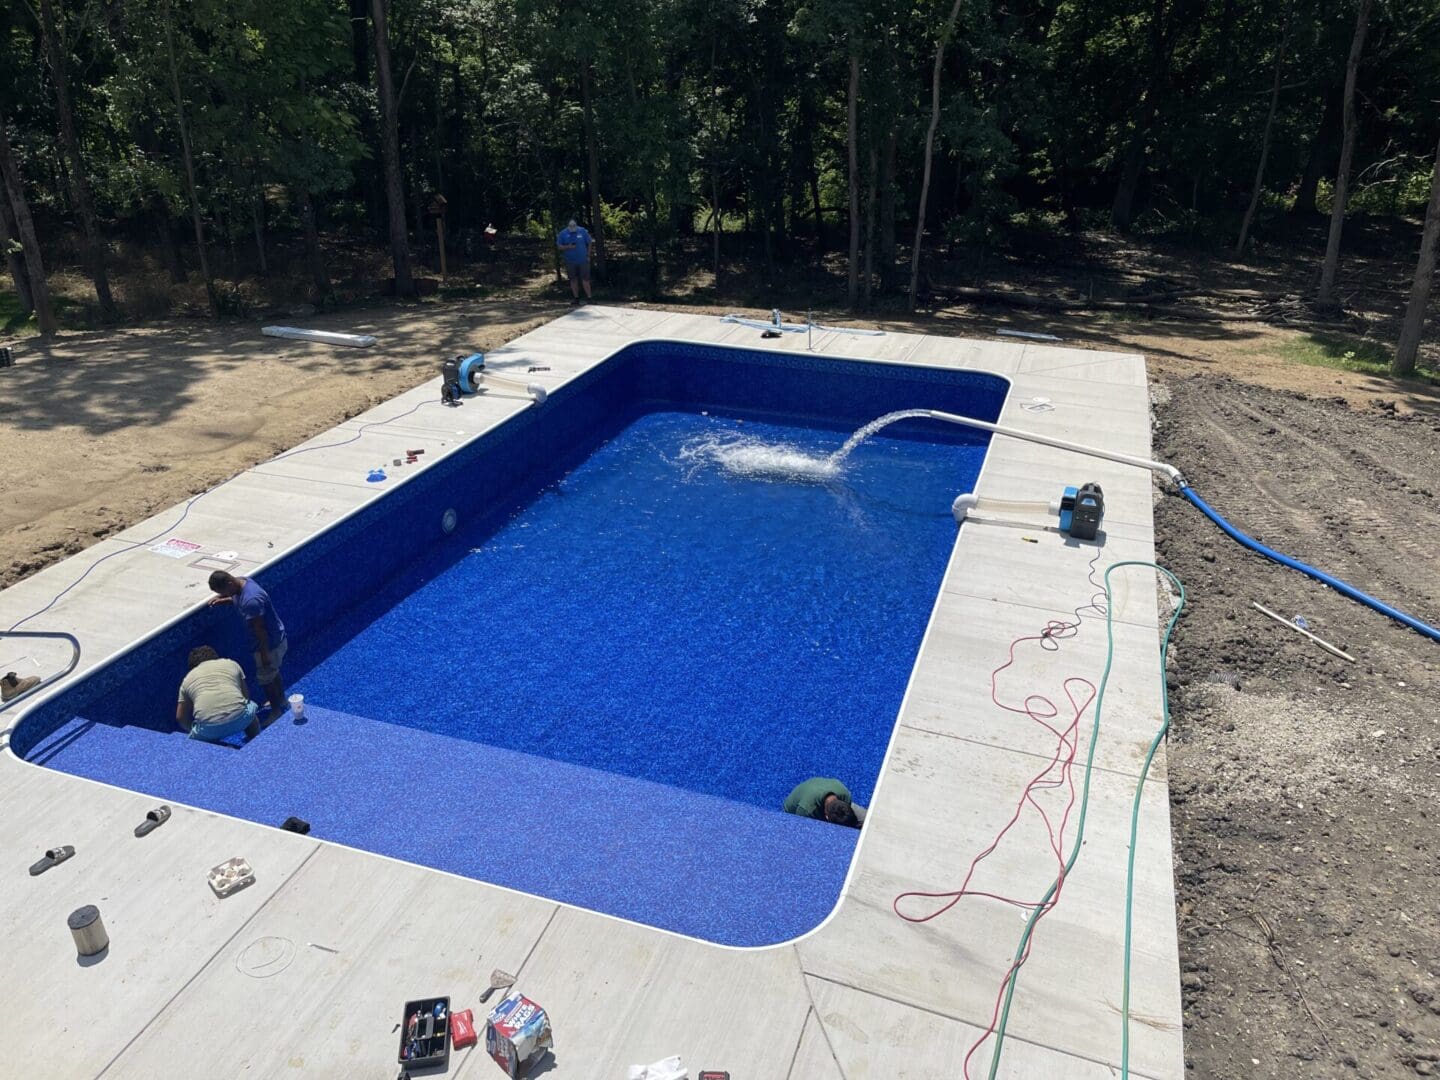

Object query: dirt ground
[2,285,1439,1077]
[0,299,559,587]
[1155,376,1440,1079]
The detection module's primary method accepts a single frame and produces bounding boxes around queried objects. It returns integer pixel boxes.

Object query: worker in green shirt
[783,777,866,828]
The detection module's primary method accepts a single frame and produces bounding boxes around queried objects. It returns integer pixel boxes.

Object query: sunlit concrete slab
[902,591,1171,780]
[103,845,555,1079]
[805,977,1169,1080]
[786,1008,847,1079]
[943,524,1163,628]
[1019,342,1148,387]
[0,766,317,1075]
[478,907,813,1077]
[798,727,1182,1079]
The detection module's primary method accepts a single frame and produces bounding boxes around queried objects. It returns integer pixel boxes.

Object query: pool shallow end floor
[0,307,1183,1079]
[32,703,857,946]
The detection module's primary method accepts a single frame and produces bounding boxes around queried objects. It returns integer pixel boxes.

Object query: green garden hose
[987,560,1186,1080]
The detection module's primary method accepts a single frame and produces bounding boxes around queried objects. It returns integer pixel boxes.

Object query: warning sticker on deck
[149,538,202,559]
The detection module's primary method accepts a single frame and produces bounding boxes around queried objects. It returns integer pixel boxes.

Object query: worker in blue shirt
[556,217,594,304]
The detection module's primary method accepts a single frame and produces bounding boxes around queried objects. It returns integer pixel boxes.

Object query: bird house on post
[428,194,449,279]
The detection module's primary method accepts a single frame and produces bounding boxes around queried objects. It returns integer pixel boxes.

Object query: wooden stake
[1251,602,1356,663]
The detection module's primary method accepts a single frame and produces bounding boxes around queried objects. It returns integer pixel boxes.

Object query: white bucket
[288,693,305,719]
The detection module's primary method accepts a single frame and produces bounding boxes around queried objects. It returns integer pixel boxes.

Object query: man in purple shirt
[207,571,287,712]
[555,217,593,305]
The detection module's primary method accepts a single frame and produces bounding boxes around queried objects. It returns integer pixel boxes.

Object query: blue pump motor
[456,352,486,393]
[1058,482,1104,541]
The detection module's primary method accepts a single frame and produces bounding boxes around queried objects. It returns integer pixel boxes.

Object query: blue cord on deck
[1179,484,1440,644]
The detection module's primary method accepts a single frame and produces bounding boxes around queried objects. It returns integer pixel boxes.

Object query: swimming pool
[13,341,1008,946]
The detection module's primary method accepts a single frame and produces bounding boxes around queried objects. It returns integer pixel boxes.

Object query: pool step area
[27,705,858,946]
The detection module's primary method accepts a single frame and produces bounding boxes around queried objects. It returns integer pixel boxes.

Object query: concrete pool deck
[0,308,1183,1078]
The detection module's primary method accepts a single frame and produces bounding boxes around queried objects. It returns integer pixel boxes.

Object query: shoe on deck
[1,672,41,703]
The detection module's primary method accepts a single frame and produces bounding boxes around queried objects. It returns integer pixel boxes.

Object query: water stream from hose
[827,409,935,465]
[678,409,936,483]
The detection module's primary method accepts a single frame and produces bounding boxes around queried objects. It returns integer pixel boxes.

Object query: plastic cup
[288,693,304,719]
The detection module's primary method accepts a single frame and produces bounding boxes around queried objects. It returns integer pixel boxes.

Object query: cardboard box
[485,992,553,1077]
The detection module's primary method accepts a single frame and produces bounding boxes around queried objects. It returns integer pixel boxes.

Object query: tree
[371,0,415,297]
[37,0,116,320]
[0,108,57,336]
[908,0,966,310]
[0,189,34,314]
[1317,0,1373,307]
[160,0,217,309]
[578,45,605,276]
[1235,3,1294,254]
[1393,132,1440,376]
[846,47,860,307]
[1110,0,1173,230]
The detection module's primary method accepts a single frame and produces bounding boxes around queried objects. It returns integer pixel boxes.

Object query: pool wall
[14,341,1008,765]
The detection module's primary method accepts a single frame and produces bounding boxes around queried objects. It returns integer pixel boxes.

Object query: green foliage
[1275,332,1439,384]
[0,290,37,337]
[0,0,1435,312]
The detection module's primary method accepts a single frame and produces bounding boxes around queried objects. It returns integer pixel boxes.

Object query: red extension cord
[892,561,1106,1078]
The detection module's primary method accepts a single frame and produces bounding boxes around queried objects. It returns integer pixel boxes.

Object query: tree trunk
[810,166,824,252]
[0,187,35,313]
[878,126,897,291]
[408,117,424,252]
[153,197,185,282]
[251,185,268,277]
[1111,135,1149,230]
[1317,0,1373,307]
[648,186,659,290]
[297,187,331,305]
[1236,4,1293,254]
[846,48,860,309]
[1111,0,1169,230]
[1393,134,1440,376]
[908,0,966,310]
[161,0,216,310]
[1291,88,1340,218]
[863,139,878,307]
[709,32,721,279]
[579,57,604,275]
[38,0,116,319]
[370,0,415,297]
[0,111,57,335]
[712,169,721,280]
[349,0,370,84]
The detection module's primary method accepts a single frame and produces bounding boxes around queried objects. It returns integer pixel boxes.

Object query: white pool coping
[0,307,1182,1079]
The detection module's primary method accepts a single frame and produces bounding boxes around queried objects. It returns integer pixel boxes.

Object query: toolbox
[398,995,451,1069]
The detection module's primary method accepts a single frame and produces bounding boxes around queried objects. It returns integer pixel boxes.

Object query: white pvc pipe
[921,409,1184,485]
[262,326,377,348]
[476,371,548,403]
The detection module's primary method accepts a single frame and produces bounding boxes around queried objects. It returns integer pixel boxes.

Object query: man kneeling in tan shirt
[177,646,260,742]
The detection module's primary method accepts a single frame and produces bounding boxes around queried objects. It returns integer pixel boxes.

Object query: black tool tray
[398,995,450,1069]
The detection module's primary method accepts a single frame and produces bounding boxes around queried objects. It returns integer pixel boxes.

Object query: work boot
[1,672,40,702]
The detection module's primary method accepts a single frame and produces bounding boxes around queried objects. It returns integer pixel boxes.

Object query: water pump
[1058,482,1104,541]
[440,356,463,405]
[440,352,548,406]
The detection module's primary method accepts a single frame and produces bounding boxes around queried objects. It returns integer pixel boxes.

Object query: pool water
[294,409,985,810]
[18,342,1005,944]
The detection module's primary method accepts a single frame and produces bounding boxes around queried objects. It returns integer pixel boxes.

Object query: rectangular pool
[13,341,1008,946]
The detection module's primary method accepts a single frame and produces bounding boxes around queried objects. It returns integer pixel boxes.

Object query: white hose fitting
[527,384,548,404]
[952,493,979,523]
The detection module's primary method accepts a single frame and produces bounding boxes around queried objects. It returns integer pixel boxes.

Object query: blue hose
[1180,484,1440,644]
